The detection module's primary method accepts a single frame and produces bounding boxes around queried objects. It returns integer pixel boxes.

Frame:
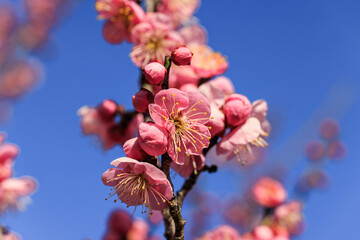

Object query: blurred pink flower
[169,64,200,89]
[102,158,173,214]
[157,0,200,26]
[198,225,240,240]
[275,201,304,236]
[148,88,211,164]
[0,176,37,213]
[130,13,183,66]
[127,219,149,240]
[252,177,287,208]
[179,24,207,46]
[190,44,228,79]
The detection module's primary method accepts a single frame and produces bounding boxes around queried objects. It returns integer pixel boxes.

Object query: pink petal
[153,89,189,116]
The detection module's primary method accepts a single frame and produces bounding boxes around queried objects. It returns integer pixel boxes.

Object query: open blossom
[179,24,208,46]
[130,13,183,67]
[197,225,241,240]
[148,88,211,164]
[190,44,228,79]
[102,158,173,214]
[171,154,205,177]
[157,0,200,26]
[252,177,287,208]
[96,0,145,44]
[0,141,19,181]
[217,100,269,164]
[0,176,37,213]
[275,201,304,235]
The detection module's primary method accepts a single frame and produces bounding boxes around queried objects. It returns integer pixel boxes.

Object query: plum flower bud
[102,158,173,214]
[137,122,168,156]
[143,62,167,85]
[252,177,287,207]
[171,46,193,66]
[224,94,252,127]
[132,88,154,113]
[123,138,149,160]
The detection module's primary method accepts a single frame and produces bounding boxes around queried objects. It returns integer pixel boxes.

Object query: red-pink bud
[171,46,193,66]
[97,99,117,121]
[143,62,167,85]
[132,88,154,113]
[224,94,252,127]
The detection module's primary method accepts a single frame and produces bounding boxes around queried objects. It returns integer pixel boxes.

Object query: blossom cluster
[0,0,73,123]
[0,133,37,239]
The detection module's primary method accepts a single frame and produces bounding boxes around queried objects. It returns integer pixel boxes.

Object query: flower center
[145,36,163,54]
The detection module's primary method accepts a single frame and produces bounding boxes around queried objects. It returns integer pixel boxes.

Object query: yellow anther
[201,137,204,140]
[186,153,190,156]
[207,137,211,139]
[193,140,196,143]
[193,108,197,111]
[208,127,212,129]
[177,147,181,152]
[172,94,175,96]
[176,102,179,105]
[200,100,203,103]
[204,112,207,115]
[211,117,214,119]
[162,96,166,100]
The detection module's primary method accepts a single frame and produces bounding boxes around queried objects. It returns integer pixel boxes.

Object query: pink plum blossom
[96,0,145,44]
[171,154,205,177]
[0,176,37,213]
[252,177,287,208]
[107,209,133,235]
[189,44,228,79]
[2,232,21,240]
[126,219,149,240]
[148,88,211,164]
[143,62,167,86]
[157,0,200,26]
[102,157,173,214]
[0,142,18,181]
[198,225,241,240]
[210,76,235,96]
[130,13,183,67]
[217,99,269,163]
[171,46,193,66]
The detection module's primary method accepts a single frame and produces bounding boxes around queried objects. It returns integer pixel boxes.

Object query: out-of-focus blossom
[127,219,149,240]
[0,176,37,213]
[210,76,235,96]
[157,0,200,27]
[78,101,143,149]
[305,140,326,161]
[171,46,193,66]
[320,118,339,140]
[328,140,346,160]
[132,88,154,113]
[171,154,205,177]
[107,209,133,236]
[148,88,211,164]
[102,158,173,214]
[0,142,19,181]
[252,177,287,208]
[197,225,241,240]
[190,44,228,79]
[130,13,183,67]
[0,60,42,100]
[149,210,163,225]
[275,201,305,236]
[143,62,167,86]
[296,170,329,193]
[96,0,145,44]
[2,232,22,240]
[179,24,207,46]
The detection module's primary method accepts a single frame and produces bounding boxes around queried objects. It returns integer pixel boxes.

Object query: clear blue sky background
[1,0,360,239]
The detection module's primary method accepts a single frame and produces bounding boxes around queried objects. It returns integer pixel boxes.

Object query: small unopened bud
[171,46,193,66]
[224,94,252,127]
[143,62,167,85]
[97,99,117,121]
[132,88,154,113]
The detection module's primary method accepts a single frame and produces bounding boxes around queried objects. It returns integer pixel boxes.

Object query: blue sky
[1,0,360,239]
